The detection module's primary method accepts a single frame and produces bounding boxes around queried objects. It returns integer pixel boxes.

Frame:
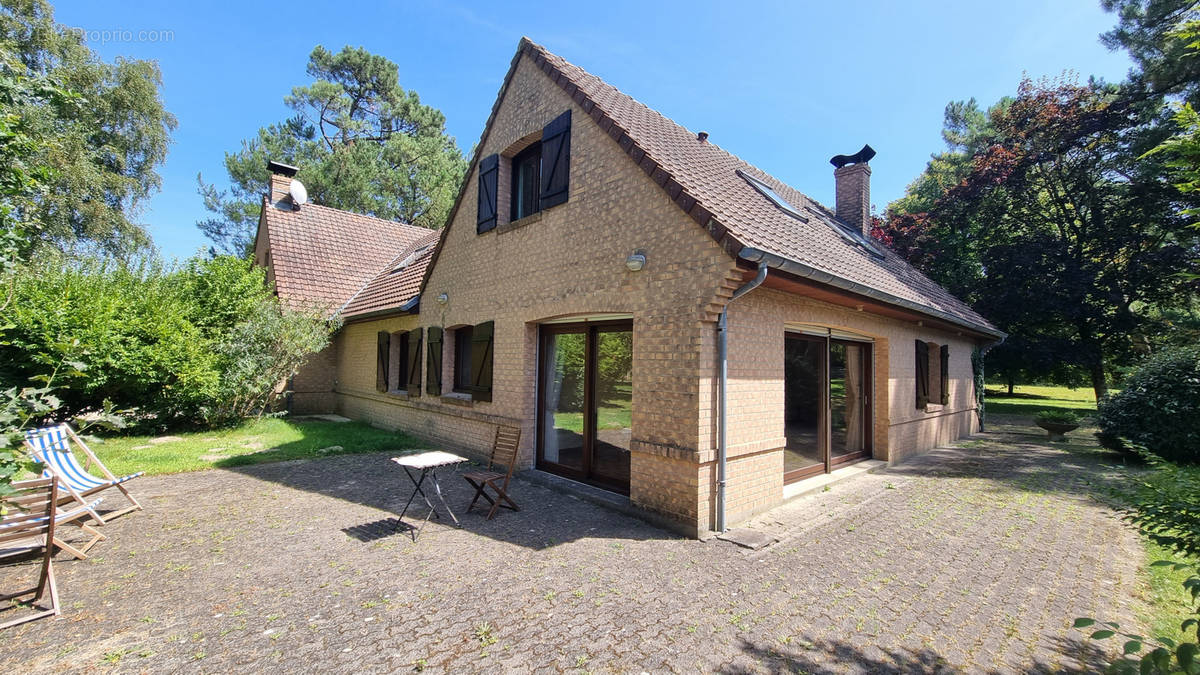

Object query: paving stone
[0,421,1145,672]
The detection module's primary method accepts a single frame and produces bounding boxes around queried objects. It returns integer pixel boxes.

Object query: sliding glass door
[537,321,632,493]
[784,331,872,482]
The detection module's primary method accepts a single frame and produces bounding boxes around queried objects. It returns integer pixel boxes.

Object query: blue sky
[52,0,1134,260]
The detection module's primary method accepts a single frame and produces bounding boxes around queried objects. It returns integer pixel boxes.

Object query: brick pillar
[834,163,871,236]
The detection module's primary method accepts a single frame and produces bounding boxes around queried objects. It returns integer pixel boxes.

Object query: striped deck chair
[0,478,61,628]
[24,424,144,525]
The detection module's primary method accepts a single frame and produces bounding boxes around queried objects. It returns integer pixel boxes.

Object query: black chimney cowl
[829,144,876,169]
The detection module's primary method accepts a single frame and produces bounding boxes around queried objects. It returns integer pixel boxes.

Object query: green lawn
[86,418,427,477]
[984,383,1103,418]
[1141,540,1197,647]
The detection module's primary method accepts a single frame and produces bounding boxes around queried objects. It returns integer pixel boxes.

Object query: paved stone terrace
[0,423,1146,673]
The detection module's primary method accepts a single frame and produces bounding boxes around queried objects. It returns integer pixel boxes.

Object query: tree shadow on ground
[885,419,1142,505]
[219,448,677,550]
[724,631,1113,674]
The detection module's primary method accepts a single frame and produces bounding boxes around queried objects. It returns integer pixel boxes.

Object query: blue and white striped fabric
[0,498,103,532]
[24,425,143,493]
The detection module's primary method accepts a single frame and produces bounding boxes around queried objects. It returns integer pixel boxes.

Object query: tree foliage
[877,78,1198,399]
[198,45,467,254]
[0,0,175,256]
[1102,0,1200,104]
[0,254,337,430]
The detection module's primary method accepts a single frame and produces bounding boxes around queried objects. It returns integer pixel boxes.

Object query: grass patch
[1141,540,1196,646]
[984,383,1103,418]
[88,418,427,477]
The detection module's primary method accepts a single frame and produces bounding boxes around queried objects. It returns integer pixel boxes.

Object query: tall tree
[198,46,467,255]
[1102,0,1200,104]
[877,79,1198,400]
[0,0,175,256]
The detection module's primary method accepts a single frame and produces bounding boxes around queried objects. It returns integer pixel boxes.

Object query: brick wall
[289,342,338,414]
[715,286,981,526]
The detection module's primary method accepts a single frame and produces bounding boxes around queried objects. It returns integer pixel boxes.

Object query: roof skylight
[736,169,807,222]
[809,206,886,259]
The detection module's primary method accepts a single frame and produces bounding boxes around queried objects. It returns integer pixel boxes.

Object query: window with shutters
[511,143,541,221]
[479,109,571,234]
[915,340,950,410]
[387,331,410,394]
[914,339,929,410]
[927,342,942,407]
[443,321,495,401]
[453,325,474,393]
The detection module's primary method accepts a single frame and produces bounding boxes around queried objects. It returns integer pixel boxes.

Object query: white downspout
[716,262,768,533]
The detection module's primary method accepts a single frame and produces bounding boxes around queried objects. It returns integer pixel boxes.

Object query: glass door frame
[536,319,633,494]
[783,329,874,484]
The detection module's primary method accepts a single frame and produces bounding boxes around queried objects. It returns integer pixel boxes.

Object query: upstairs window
[476,109,571,234]
[511,143,541,221]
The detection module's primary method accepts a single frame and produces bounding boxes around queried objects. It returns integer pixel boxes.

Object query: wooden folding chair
[24,424,144,525]
[0,478,62,629]
[464,427,521,520]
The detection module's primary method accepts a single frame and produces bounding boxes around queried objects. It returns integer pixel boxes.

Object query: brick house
[256,39,1003,537]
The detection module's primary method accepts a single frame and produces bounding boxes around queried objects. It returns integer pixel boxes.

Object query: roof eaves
[738,246,1005,340]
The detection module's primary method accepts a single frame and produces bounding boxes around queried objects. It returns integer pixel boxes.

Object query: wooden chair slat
[0,479,60,628]
[464,426,522,520]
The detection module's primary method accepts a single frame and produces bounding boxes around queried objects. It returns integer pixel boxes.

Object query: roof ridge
[298,200,433,234]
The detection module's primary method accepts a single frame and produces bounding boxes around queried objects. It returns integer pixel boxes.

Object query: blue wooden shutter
[539,110,571,210]
[477,154,499,233]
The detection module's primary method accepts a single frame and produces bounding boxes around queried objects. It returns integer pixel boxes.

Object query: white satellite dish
[288,178,308,206]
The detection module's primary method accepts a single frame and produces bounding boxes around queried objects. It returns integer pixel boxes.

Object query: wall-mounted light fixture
[436,292,449,305]
[625,251,646,272]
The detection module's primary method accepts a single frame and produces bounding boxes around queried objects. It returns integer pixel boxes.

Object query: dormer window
[511,142,542,221]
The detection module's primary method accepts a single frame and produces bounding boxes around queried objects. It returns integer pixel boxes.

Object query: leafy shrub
[1034,409,1079,425]
[1097,345,1200,463]
[0,254,335,430]
[211,299,332,421]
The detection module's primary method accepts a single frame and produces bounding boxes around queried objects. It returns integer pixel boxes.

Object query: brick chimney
[831,144,875,236]
[834,164,871,236]
[267,160,299,209]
